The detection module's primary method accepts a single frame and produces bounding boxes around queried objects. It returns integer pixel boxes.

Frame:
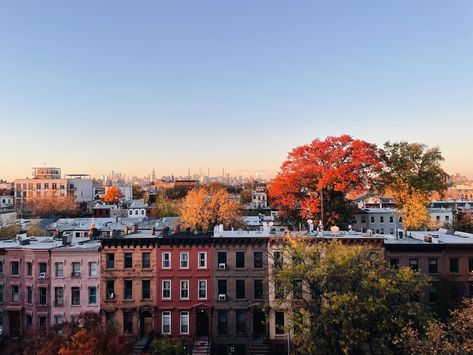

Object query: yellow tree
[180,187,241,231]
[103,186,124,204]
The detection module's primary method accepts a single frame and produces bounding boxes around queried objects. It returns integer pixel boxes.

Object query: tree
[269,135,383,228]
[132,185,145,199]
[164,185,193,200]
[151,337,192,355]
[27,220,46,237]
[271,239,431,354]
[395,298,473,354]
[103,186,124,204]
[179,187,242,231]
[24,194,78,218]
[381,142,448,230]
[0,214,21,239]
[149,193,180,218]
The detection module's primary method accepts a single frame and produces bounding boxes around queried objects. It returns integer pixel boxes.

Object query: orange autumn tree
[269,135,384,228]
[25,194,78,217]
[180,187,242,231]
[103,186,124,204]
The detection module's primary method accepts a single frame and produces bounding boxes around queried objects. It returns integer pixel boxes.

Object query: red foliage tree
[103,186,124,204]
[269,135,383,227]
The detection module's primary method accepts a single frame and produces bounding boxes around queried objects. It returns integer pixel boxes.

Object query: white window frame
[180,252,189,269]
[162,311,171,334]
[162,280,171,300]
[88,262,97,277]
[162,252,171,269]
[55,262,64,277]
[198,252,207,269]
[198,280,207,299]
[180,311,189,334]
[180,280,189,300]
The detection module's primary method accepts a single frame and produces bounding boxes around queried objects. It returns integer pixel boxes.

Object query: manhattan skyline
[1,0,472,180]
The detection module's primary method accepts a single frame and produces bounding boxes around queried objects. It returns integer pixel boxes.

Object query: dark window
[218,311,228,335]
[27,286,32,304]
[124,312,133,333]
[39,316,47,329]
[370,216,375,223]
[254,280,264,299]
[26,262,32,276]
[11,285,19,302]
[106,253,115,269]
[236,310,246,335]
[217,252,227,266]
[274,251,283,269]
[235,252,245,268]
[71,287,80,305]
[11,261,19,275]
[218,280,227,296]
[254,252,263,268]
[409,259,418,271]
[71,262,80,277]
[142,280,151,300]
[390,216,394,223]
[124,280,133,300]
[275,280,284,299]
[390,258,399,268]
[428,258,438,274]
[293,279,303,299]
[124,253,133,269]
[106,280,115,300]
[54,287,64,306]
[39,263,47,274]
[469,282,473,297]
[450,258,459,273]
[142,252,151,269]
[88,287,97,304]
[39,287,47,305]
[380,216,384,223]
[429,284,438,303]
[275,311,285,335]
[469,257,473,273]
[236,280,245,299]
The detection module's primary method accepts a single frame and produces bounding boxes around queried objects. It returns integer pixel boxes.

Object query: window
[428,258,438,274]
[162,280,171,299]
[274,251,283,269]
[54,315,64,325]
[429,284,438,303]
[88,287,97,304]
[71,262,81,277]
[218,280,227,297]
[27,262,32,276]
[275,311,285,335]
[55,262,64,277]
[124,280,133,300]
[124,253,133,269]
[142,280,151,300]
[390,216,394,223]
[409,259,418,271]
[469,257,473,273]
[88,262,97,277]
[11,261,19,275]
[142,252,151,269]
[39,316,47,329]
[106,253,115,269]
[469,282,473,297]
[218,311,228,335]
[450,258,459,273]
[26,314,32,326]
[380,216,384,223]
[254,252,263,268]
[198,252,207,268]
[162,311,171,334]
[44,183,49,189]
[390,258,400,268]
[180,280,189,299]
[446,216,450,222]
[217,252,227,267]
[293,280,303,299]
[162,252,171,269]
[254,280,264,299]
[236,251,245,268]
[54,287,64,306]
[71,287,80,305]
[275,280,284,299]
[27,286,32,304]
[236,310,246,335]
[0,261,3,274]
[236,280,245,299]
[36,183,41,190]
[39,287,47,305]
[106,280,115,300]
[39,262,47,275]
[180,311,189,334]
[370,216,375,223]
[124,312,133,333]
[180,252,189,269]
[0,284,3,303]
[198,280,207,299]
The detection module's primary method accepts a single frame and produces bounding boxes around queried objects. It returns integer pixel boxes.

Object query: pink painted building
[50,240,101,326]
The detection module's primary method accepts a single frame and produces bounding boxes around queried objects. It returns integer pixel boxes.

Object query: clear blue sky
[1,0,472,180]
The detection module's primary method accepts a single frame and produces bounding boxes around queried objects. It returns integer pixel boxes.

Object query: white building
[127,200,148,218]
[251,187,268,209]
[429,208,453,227]
[0,196,14,211]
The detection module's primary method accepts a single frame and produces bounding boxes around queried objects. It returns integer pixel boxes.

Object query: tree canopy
[103,186,124,204]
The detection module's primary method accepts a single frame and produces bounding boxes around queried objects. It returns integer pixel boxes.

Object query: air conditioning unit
[109,292,115,300]
[218,263,226,270]
[218,294,226,301]
[39,272,46,279]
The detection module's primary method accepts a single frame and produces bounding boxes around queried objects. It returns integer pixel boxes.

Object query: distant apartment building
[14,167,93,207]
[353,208,403,235]
[251,187,268,209]
[0,196,14,211]
[127,200,149,218]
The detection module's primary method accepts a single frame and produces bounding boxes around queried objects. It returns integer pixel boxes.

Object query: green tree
[381,142,448,230]
[132,185,145,199]
[151,337,191,355]
[271,239,431,354]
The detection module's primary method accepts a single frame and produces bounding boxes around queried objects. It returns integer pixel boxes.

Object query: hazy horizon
[1,1,472,181]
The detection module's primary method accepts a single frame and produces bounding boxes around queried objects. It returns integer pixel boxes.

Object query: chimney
[162,226,170,238]
[152,227,156,235]
[131,224,138,234]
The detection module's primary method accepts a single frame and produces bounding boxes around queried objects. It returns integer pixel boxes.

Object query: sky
[1,0,472,181]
